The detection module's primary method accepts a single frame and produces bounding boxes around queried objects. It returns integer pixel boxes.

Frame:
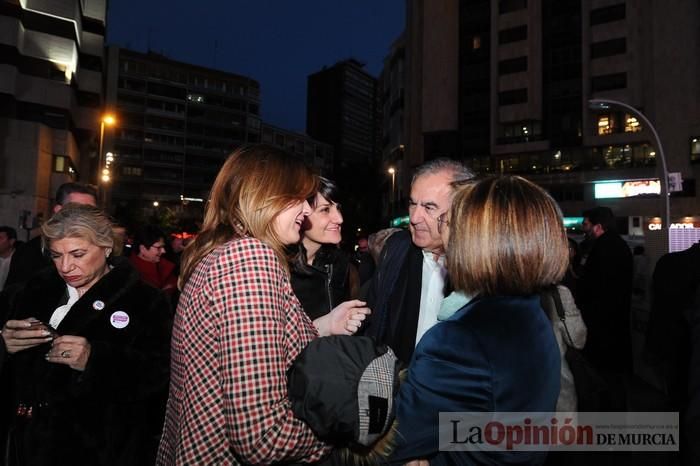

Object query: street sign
[668,172,683,192]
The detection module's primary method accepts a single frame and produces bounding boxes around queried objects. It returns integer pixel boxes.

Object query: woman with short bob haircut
[388,175,566,465]
[157,145,368,466]
[447,175,569,296]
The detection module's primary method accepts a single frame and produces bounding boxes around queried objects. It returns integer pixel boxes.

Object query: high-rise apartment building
[307,59,381,171]
[104,47,262,209]
[404,0,700,257]
[306,59,383,234]
[379,33,407,219]
[0,0,107,229]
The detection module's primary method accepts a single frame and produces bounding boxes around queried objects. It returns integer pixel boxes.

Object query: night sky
[106,0,406,132]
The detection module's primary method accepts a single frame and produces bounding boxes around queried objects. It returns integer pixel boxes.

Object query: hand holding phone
[1,318,57,354]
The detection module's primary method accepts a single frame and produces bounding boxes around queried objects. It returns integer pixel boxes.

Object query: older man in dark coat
[361,159,473,364]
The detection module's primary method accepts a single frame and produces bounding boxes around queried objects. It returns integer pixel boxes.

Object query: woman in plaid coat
[157,145,368,466]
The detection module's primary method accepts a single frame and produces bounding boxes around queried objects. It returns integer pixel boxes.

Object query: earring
[105,249,112,257]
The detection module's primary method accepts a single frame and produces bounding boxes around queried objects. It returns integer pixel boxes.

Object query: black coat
[685,285,700,466]
[0,262,172,466]
[361,230,424,364]
[4,236,50,288]
[576,231,633,370]
[645,243,700,409]
[290,246,358,320]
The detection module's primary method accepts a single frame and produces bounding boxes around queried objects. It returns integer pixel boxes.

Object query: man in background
[577,206,633,409]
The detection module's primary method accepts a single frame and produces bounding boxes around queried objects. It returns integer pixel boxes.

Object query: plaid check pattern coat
[157,237,330,465]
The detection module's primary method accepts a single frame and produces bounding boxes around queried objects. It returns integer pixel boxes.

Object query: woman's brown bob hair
[447,175,568,296]
[179,145,318,288]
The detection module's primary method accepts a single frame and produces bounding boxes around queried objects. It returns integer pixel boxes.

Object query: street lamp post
[98,114,116,206]
[387,166,396,216]
[588,98,670,252]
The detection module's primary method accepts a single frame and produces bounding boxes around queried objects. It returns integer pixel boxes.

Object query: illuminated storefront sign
[390,216,409,228]
[649,222,697,231]
[647,217,700,231]
[594,179,660,199]
[563,217,583,229]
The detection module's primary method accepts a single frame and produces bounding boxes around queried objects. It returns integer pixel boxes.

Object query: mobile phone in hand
[27,320,59,337]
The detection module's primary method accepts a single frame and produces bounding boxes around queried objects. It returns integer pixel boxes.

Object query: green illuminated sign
[390,216,409,228]
[563,217,583,228]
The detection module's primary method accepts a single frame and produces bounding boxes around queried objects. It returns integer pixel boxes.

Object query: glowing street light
[98,115,116,175]
[98,114,116,206]
[387,166,396,214]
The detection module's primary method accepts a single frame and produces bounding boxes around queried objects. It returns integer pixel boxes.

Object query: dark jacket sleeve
[358,231,411,338]
[389,322,490,463]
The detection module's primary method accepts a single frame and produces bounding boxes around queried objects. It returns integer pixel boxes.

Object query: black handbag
[541,287,609,411]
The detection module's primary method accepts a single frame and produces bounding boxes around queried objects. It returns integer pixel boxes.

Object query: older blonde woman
[0,204,171,466]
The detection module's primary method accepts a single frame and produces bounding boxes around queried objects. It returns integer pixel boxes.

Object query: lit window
[54,156,65,172]
[187,94,205,103]
[473,36,481,50]
[624,114,641,133]
[597,115,614,135]
[691,137,700,163]
[53,155,77,175]
[123,166,143,176]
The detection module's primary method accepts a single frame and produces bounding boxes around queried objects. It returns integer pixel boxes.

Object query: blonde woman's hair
[447,175,568,296]
[41,203,115,252]
[179,144,318,289]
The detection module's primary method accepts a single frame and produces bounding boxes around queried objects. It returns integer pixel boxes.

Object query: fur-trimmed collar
[14,260,142,336]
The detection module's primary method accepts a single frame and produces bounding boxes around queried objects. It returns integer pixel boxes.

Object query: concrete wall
[0,120,52,233]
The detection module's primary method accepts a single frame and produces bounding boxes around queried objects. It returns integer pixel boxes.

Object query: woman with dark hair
[129,225,177,296]
[156,145,369,465]
[0,204,171,466]
[290,177,361,320]
[388,176,565,465]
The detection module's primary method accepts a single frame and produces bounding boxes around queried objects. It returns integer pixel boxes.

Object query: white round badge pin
[110,311,130,329]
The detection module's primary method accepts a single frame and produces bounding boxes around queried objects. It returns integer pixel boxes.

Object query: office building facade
[0,0,106,230]
[307,59,381,171]
[306,59,383,235]
[379,33,407,220]
[404,0,700,256]
[104,46,262,209]
[260,123,333,175]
